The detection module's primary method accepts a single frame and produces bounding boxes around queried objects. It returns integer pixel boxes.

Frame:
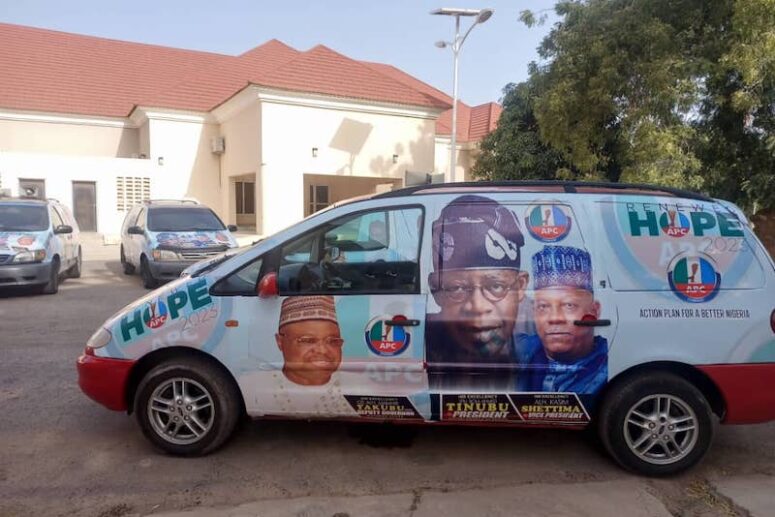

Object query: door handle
[573,319,611,327]
[386,318,420,327]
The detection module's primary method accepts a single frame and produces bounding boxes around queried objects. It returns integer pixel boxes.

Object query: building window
[116,177,150,211]
[308,184,329,215]
[235,182,255,215]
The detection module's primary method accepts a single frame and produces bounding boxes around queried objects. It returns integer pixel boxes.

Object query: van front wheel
[134,357,241,456]
[140,256,158,289]
[598,372,714,476]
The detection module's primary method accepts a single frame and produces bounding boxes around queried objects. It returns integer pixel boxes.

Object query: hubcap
[623,394,698,465]
[147,377,215,445]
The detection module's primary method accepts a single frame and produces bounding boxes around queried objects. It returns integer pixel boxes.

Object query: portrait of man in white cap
[426,195,530,390]
[246,295,356,417]
[517,245,608,395]
[276,295,344,386]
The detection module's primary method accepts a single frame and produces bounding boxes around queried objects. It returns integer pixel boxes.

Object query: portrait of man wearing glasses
[248,295,356,416]
[426,195,530,390]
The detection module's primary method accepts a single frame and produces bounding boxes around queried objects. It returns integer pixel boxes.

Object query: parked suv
[0,196,82,294]
[119,200,238,288]
[79,182,775,476]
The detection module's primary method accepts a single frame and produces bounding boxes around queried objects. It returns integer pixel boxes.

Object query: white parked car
[119,199,238,288]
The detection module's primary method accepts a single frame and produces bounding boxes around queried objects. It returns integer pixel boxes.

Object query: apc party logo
[667,253,721,303]
[365,315,411,356]
[143,299,169,329]
[525,205,572,242]
[659,210,691,238]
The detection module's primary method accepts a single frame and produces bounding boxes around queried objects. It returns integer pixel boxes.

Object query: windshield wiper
[192,253,233,277]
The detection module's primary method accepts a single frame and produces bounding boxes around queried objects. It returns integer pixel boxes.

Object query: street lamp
[431,7,494,183]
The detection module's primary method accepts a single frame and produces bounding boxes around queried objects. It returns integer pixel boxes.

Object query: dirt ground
[1,243,773,517]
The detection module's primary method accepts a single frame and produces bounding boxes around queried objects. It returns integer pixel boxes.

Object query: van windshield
[0,205,49,231]
[147,207,225,232]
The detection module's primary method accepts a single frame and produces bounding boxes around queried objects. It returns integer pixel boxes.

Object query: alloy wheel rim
[148,377,215,445]
[623,394,698,465]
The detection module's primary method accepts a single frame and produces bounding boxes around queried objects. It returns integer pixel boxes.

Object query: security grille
[116,177,150,211]
[179,248,226,261]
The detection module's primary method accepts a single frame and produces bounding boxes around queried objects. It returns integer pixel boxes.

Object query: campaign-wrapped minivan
[77,182,775,476]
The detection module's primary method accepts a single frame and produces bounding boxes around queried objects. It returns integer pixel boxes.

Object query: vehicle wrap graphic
[525,204,573,242]
[0,231,46,251]
[150,230,236,249]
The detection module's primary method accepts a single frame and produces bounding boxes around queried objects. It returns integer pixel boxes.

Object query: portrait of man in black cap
[426,195,529,390]
[517,245,608,395]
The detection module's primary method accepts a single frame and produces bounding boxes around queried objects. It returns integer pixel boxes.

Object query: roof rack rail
[143,198,200,205]
[373,180,714,202]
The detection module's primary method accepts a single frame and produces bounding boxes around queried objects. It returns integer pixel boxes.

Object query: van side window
[50,207,64,228]
[211,257,264,296]
[135,208,146,229]
[277,207,423,295]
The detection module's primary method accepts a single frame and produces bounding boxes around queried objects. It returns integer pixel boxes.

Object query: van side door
[235,205,429,420]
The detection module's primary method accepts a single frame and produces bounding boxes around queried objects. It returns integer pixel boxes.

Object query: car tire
[121,246,135,275]
[598,371,714,476]
[140,256,158,289]
[68,247,82,278]
[41,258,60,295]
[134,356,242,456]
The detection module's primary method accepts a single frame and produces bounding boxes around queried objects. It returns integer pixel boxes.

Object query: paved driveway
[0,241,773,516]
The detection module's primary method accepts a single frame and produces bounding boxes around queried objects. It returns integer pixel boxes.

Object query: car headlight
[12,249,46,263]
[86,327,112,349]
[152,249,180,261]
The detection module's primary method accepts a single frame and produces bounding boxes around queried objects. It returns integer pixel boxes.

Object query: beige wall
[219,101,262,228]
[0,119,139,158]
[259,100,436,236]
[303,174,402,216]
[0,151,158,236]
[138,121,150,158]
[146,117,222,214]
[434,138,477,182]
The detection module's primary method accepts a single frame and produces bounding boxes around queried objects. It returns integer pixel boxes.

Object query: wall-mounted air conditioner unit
[211,137,226,154]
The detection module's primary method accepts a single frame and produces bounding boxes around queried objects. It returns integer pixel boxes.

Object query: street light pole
[432,7,493,183]
[450,15,460,183]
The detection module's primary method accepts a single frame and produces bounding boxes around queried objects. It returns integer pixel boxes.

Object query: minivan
[119,199,238,288]
[78,182,775,476]
[0,196,81,294]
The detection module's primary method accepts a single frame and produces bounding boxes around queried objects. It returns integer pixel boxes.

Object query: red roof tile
[253,45,449,109]
[0,23,226,117]
[365,61,501,142]
[0,23,450,117]
[468,102,503,141]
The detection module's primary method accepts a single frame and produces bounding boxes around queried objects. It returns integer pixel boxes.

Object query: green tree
[471,76,575,181]
[476,0,775,213]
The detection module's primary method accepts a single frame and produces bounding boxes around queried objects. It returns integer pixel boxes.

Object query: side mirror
[227,224,238,232]
[257,272,278,298]
[127,225,144,235]
[54,225,73,235]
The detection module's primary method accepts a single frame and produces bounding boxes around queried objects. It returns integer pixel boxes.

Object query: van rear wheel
[134,357,241,456]
[598,372,714,476]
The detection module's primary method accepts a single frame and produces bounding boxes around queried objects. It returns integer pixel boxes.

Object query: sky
[0,0,560,107]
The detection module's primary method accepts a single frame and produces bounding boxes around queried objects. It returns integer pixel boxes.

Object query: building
[0,23,501,238]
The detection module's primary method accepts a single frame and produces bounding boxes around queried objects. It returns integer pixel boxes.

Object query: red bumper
[698,363,775,424]
[76,351,136,412]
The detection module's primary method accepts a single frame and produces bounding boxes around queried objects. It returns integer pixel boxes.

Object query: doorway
[72,181,97,231]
